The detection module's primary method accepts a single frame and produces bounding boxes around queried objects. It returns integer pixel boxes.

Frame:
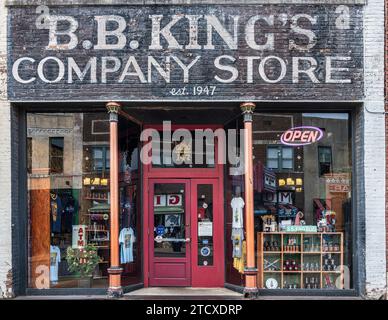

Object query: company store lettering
[8,5,363,101]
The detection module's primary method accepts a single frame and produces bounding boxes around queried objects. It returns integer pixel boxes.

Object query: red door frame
[142,124,224,287]
[191,178,224,287]
[148,179,191,286]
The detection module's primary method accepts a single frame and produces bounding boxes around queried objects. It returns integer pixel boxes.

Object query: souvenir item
[265,278,278,289]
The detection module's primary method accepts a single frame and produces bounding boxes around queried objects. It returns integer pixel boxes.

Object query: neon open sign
[280,126,324,146]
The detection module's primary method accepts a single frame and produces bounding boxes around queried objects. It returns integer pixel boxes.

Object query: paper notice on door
[198,221,213,237]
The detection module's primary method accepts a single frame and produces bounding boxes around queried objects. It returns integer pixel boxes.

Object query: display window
[253,112,352,290]
[226,112,353,290]
[27,112,142,289]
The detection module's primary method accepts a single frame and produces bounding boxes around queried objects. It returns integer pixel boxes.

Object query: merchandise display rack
[83,183,110,280]
[257,232,344,290]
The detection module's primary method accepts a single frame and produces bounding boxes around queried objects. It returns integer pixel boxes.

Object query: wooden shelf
[85,197,109,201]
[257,232,344,290]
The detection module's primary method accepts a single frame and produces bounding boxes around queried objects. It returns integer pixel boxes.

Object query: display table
[257,232,344,290]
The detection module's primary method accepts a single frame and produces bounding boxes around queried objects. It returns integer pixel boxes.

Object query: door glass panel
[197,184,214,266]
[153,184,186,257]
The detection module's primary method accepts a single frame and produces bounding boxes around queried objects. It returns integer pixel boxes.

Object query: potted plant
[66,245,100,288]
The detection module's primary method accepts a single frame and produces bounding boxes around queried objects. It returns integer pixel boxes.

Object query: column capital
[106,101,121,122]
[240,102,256,122]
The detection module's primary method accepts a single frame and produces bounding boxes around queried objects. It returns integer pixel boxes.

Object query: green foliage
[66,245,100,278]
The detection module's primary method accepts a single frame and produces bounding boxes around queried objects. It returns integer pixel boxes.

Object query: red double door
[148,178,224,287]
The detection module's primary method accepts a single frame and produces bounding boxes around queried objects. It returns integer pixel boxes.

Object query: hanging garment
[50,245,61,283]
[50,193,62,234]
[62,195,76,233]
[231,197,244,229]
[119,227,136,264]
[231,228,244,258]
[233,241,247,274]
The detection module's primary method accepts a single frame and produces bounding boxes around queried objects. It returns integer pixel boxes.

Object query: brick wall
[385,0,388,286]
[0,0,13,299]
[363,0,387,299]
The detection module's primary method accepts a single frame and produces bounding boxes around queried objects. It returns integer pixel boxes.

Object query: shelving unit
[82,183,110,280]
[257,232,344,290]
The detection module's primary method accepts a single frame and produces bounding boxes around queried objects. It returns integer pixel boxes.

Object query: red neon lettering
[283,131,293,142]
[301,131,310,142]
[292,130,302,141]
[309,130,319,142]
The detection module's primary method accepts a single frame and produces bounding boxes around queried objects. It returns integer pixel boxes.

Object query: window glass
[153,184,186,258]
[27,113,142,289]
[318,147,332,176]
[225,122,245,287]
[197,184,214,266]
[151,130,215,168]
[267,159,278,169]
[267,147,279,159]
[282,147,293,159]
[282,159,293,169]
[27,137,32,174]
[92,147,109,172]
[118,120,142,286]
[49,137,64,174]
[267,146,293,170]
[226,112,353,290]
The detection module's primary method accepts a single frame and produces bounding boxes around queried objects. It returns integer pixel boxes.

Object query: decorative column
[240,102,258,298]
[106,101,123,298]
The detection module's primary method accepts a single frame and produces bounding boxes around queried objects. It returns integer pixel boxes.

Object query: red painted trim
[191,179,225,287]
[142,164,149,287]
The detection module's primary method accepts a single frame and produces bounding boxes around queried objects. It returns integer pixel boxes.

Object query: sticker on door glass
[200,246,211,257]
[198,221,213,236]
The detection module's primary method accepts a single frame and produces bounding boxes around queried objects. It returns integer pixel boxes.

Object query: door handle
[154,237,191,243]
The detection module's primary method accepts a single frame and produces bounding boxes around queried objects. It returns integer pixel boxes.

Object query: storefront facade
[0,0,386,299]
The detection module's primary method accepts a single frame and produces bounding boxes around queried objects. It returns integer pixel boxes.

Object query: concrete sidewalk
[123,287,243,300]
[13,287,363,300]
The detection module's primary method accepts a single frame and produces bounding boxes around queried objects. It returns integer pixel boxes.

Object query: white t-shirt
[119,227,136,264]
[231,197,245,229]
[50,245,61,282]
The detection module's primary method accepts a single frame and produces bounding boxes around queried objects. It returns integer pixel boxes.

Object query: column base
[107,266,123,299]
[243,287,259,299]
[107,286,124,299]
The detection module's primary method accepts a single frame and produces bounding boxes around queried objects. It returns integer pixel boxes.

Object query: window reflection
[27,113,142,289]
[153,184,186,258]
[226,112,352,290]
